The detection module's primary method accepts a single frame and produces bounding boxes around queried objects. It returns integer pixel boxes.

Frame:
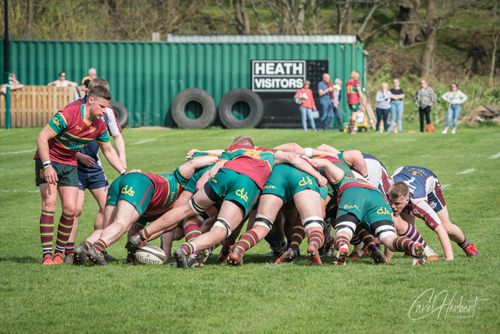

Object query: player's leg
[38,182,58,265]
[332,214,357,265]
[229,194,283,266]
[437,206,479,257]
[65,188,85,263]
[52,186,78,264]
[294,190,325,266]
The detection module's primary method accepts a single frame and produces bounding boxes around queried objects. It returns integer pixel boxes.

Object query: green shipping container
[1,35,366,127]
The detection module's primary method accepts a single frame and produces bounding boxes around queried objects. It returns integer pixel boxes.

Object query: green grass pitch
[0,125,499,333]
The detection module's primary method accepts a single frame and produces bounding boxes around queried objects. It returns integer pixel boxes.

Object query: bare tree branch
[357,1,379,36]
[216,1,244,32]
[250,0,270,34]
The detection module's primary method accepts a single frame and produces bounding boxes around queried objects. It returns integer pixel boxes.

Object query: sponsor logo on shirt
[236,188,248,202]
[121,185,135,196]
[299,176,313,186]
[343,204,359,210]
[407,169,424,177]
[377,207,391,215]
[429,201,437,209]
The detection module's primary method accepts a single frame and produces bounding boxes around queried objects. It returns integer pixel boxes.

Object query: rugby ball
[135,245,166,265]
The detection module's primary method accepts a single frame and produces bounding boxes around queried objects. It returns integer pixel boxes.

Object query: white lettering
[266,63,275,75]
[255,78,264,88]
[283,63,293,74]
[255,63,265,75]
[275,63,284,75]
[293,62,303,75]
[281,78,289,88]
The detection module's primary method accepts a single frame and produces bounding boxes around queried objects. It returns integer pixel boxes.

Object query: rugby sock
[94,239,108,253]
[233,230,259,254]
[350,235,362,246]
[348,119,356,132]
[180,242,196,256]
[356,228,378,253]
[457,237,470,249]
[54,214,74,255]
[289,219,305,249]
[403,224,427,248]
[139,229,151,242]
[184,222,202,243]
[82,241,92,252]
[392,236,415,254]
[334,235,350,251]
[65,242,75,256]
[40,210,55,256]
[308,231,325,250]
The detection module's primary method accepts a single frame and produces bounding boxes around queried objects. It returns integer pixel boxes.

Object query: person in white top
[441,83,467,134]
[48,72,79,87]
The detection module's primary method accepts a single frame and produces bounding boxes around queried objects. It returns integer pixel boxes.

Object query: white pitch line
[457,169,476,175]
[490,152,500,159]
[0,149,36,156]
[130,139,157,145]
[441,184,450,189]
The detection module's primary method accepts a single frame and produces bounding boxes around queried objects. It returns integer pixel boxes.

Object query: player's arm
[99,142,126,174]
[105,107,127,169]
[343,150,368,178]
[47,81,56,86]
[411,198,453,260]
[36,126,59,185]
[356,86,367,106]
[315,144,341,155]
[112,134,127,169]
[185,149,224,161]
[273,143,335,158]
[274,151,327,187]
[313,158,345,184]
[179,155,219,179]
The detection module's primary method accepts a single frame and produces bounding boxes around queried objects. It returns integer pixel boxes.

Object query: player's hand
[127,169,142,173]
[44,165,58,185]
[186,149,199,161]
[316,175,328,187]
[77,153,95,167]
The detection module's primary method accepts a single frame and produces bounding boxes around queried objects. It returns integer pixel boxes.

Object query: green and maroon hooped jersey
[34,104,110,165]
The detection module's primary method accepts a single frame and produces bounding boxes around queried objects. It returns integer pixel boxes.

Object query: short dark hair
[231,135,254,147]
[387,182,410,199]
[88,77,110,91]
[451,83,458,88]
[88,86,111,101]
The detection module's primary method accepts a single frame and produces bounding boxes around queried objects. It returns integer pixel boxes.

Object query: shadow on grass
[0,256,40,264]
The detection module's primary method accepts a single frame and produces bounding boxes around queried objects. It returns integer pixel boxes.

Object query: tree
[399,0,423,46]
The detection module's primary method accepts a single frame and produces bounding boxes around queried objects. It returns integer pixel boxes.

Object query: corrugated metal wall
[1,40,365,127]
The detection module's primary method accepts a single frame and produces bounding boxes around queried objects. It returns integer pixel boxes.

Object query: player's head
[322,73,330,82]
[231,135,254,147]
[88,77,110,91]
[351,71,360,79]
[303,80,311,88]
[88,86,111,119]
[387,182,410,215]
[89,68,97,77]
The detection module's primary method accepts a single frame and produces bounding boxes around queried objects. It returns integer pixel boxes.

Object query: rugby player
[345,70,367,135]
[72,154,218,265]
[64,78,127,263]
[388,166,480,260]
[313,159,426,266]
[34,86,126,265]
[126,135,327,269]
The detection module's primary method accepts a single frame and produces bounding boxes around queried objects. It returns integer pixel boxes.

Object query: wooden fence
[0,86,74,128]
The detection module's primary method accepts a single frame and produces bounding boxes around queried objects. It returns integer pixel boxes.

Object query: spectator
[81,68,97,92]
[390,79,405,133]
[375,83,391,133]
[9,73,20,85]
[332,79,344,131]
[317,73,334,131]
[441,83,467,134]
[48,72,78,87]
[414,78,436,133]
[294,80,317,132]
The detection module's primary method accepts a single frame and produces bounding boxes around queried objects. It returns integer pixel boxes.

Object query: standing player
[34,86,126,265]
[126,135,327,269]
[389,166,480,260]
[64,78,127,263]
[345,71,367,135]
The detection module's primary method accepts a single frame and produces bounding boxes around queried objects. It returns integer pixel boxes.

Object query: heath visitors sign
[251,60,306,92]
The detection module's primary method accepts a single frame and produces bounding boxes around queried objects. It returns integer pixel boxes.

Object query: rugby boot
[189,249,210,268]
[307,245,323,267]
[464,244,480,258]
[369,248,388,265]
[333,246,349,266]
[424,245,440,261]
[125,234,142,258]
[103,251,117,261]
[64,254,74,264]
[52,252,64,265]
[41,254,53,265]
[217,244,231,264]
[275,248,298,264]
[73,242,87,266]
[186,254,200,268]
[228,247,244,267]
[323,246,335,257]
[348,244,368,260]
[87,246,108,266]
[173,246,189,269]
[412,243,426,265]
